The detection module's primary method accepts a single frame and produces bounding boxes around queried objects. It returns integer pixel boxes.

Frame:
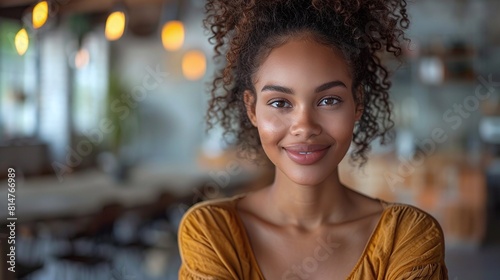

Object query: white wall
[112,3,217,165]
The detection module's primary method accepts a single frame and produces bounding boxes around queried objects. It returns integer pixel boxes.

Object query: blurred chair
[111,190,179,280]
[15,223,45,279]
[16,262,44,279]
[54,202,124,279]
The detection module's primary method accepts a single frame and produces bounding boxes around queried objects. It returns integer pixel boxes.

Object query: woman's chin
[283,172,331,187]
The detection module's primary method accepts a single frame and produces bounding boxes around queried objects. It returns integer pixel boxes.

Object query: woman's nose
[289,108,322,138]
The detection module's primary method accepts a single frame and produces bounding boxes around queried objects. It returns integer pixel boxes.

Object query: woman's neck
[266,167,353,230]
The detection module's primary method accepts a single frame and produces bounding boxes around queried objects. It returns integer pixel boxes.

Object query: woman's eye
[318,97,341,106]
[269,100,291,108]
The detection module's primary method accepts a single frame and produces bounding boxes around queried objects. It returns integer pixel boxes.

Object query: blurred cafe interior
[0,0,500,279]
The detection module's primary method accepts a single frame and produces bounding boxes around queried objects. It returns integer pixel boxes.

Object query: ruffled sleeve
[397,263,447,280]
[384,205,448,280]
[178,199,255,280]
[178,203,235,280]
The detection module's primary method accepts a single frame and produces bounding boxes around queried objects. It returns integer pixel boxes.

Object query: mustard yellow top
[178,194,448,280]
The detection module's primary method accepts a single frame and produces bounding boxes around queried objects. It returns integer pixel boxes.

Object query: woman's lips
[283,144,331,165]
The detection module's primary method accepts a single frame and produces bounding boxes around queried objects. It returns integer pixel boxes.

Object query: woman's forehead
[253,39,352,89]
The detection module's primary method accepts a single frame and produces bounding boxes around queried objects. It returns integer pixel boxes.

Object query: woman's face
[245,37,362,186]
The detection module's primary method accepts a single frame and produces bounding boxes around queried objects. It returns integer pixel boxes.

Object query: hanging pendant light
[182,50,206,80]
[105,11,126,41]
[15,28,29,56]
[32,1,49,29]
[161,20,184,51]
[160,0,185,51]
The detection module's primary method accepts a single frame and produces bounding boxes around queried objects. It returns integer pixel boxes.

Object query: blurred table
[0,163,255,222]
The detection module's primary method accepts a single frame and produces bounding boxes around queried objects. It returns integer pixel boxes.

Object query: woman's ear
[355,103,364,121]
[354,87,364,121]
[244,90,257,127]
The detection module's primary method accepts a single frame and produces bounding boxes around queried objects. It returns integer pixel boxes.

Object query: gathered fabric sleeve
[178,201,251,280]
[385,205,448,280]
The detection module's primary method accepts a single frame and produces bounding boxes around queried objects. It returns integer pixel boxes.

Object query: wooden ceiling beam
[0,0,170,13]
[0,0,36,8]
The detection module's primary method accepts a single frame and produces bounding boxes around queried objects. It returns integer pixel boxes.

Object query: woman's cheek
[323,110,355,137]
[335,116,355,140]
[255,109,288,144]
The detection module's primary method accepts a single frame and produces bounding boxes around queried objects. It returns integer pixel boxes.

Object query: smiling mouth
[283,144,331,165]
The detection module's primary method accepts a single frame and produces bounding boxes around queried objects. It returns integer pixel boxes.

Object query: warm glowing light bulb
[161,20,184,51]
[15,28,29,56]
[33,1,48,29]
[105,11,126,41]
[182,50,206,80]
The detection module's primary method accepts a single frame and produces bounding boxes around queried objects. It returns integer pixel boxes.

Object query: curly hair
[204,0,410,166]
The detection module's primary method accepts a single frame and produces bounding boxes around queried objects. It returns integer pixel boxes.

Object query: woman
[179,0,448,279]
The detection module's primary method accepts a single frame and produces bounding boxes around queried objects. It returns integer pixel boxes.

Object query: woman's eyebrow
[261,80,347,94]
[315,80,347,93]
[261,85,293,94]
